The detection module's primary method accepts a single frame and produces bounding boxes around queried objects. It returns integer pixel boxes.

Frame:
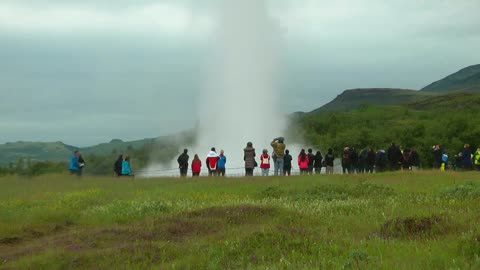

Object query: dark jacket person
[313,151,323,174]
[244,142,256,176]
[114,155,123,176]
[177,149,190,177]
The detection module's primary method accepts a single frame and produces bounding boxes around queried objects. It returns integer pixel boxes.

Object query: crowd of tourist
[67,138,480,177]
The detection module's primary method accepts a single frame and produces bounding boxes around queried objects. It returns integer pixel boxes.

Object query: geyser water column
[195,0,285,173]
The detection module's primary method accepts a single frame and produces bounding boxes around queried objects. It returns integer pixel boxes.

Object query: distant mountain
[0,141,73,165]
[312,88,434,112]
[422,64,480,92]
[0,131,194,165]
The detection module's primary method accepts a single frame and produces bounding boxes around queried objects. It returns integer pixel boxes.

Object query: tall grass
[0,172,479,269]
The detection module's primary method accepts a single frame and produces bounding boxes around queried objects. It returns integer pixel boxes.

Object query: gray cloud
[1,0,479,145]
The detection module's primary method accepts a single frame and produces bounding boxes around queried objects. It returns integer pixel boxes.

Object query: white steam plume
[193,0,285,175]
[140,0,286,177]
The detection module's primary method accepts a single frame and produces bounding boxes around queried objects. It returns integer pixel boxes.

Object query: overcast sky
[1,0,479,146]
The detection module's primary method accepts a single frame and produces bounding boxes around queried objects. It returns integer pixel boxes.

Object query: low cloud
[1,0,479,145]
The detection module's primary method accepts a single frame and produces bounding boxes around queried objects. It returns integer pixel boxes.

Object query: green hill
[408,92,480,110]
[422,64,480,92]
[290,92,480,167]
[313,88,434,112]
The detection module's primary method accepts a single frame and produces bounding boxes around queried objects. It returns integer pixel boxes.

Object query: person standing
[325,149,335,175]
[298,149,309,175]
[366,148,376,173]
[408,148,420,170]
[473,147,480,171]
[462,144,473,170]
[78,153,85,176]
[375,150,387,173]
[307,149,315,175]
[177,149,189,177]
[441,152,449,171]
[260,149,271,176]
[358,148,368,174]
[271,137,286,176]
[122,156,133,177]
[387,143,402,171]
[283,149,293,176]
[350,147,359,174]
[313,151,323,174]
[432,145,443,169]
[114,155,123,177]
[217,150,227,176]
[402,147,411,170]
[191,154,202,177]
[341,147,351,174]
[69,150,80,175]
[244,142,256,176]
[206,148,219,176]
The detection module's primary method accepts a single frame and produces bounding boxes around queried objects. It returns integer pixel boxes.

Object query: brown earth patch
[184,205,275,224]
[161,205,275,240]
[379,215,450,239]
[0,205,278,266]
[0,237,21,245]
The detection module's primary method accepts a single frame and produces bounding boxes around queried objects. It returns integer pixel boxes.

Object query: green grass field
[1,172,479,269]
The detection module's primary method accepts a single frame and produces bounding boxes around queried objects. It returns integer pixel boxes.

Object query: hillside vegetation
[1,64,479,171]
[292,93,480,167]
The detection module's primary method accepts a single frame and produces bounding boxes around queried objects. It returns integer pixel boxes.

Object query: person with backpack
[191,154,202,177]
[69,150,80,176]
[217,150,227,176]
[473,147,480,171]
[298,149,309,175]
[325,148,335,175]
[283,149,293,176]
[244,142,256,176]
[441,152,449,171]
[342,147,352,174]
[177,149,189,177]
[260,149,271,176]
[122,156,133,177]
[114,154,123,177]
[313,151,323,174]
[271,137,286,176]
[307,149,315,175]
[206,148,219,176]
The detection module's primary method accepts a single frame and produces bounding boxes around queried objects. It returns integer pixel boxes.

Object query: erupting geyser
[141,0,286,176]
[194,0,285,174]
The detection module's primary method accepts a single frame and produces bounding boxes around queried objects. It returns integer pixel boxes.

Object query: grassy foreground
[0,172,479,269]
